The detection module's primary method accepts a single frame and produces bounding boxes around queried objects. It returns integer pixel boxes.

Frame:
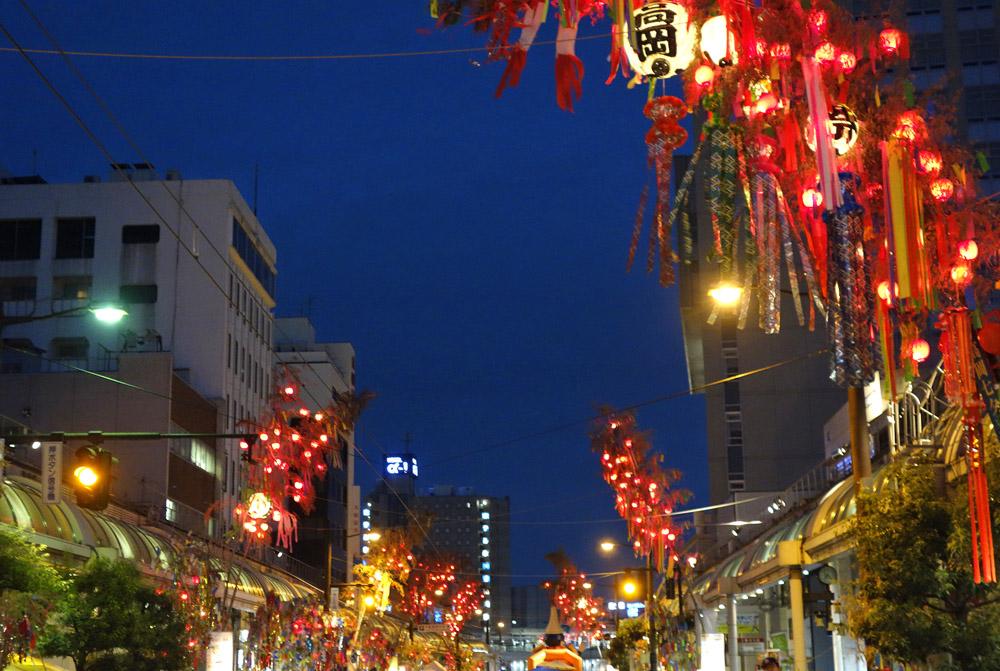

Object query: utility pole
[848,385,872,489]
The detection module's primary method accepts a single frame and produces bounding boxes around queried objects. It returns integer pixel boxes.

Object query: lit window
[483,575,491,583]
[482,524,490,532]
[481,562,491,570]
[481,512,490,520]
[481,537,489,545]
[362,546,370,554]
[484,599,491,608]
[482,613,490,621]
[481,549,490,558]
[165,498,178,522]
[363,508,371,517]
[362,521,370,529]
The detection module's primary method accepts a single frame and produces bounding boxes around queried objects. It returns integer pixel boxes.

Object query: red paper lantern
[978,313,1000,355]
[879,28,903,56]
[930,177,955,202]
[755,93,780,115]
[814,42,836,63]
[694,64,715,88]
[876,280,898,304]
[809,9,828,34]
[838,51,857,73]
[802,187,823,208]
[917,150,943,176]
[911,338,930,363]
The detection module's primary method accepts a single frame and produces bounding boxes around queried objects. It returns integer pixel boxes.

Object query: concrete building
[273,316,360,585]
[0,168,276,538]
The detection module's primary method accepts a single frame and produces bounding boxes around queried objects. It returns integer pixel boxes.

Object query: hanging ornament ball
[247,492,273,520]
[802,187,824,209]
[977,312,1000,355]
[951,264,972,285]
[879,28,903,56]
[917,150,943,176]
[814,42,836,64]
[694,64,715,87]
[930,177,955,202]
[911,339,931,363]
[838,51,857,73]
[959,239,979,261]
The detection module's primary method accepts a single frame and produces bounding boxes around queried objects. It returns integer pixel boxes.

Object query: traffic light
[73,446,113,510]
[619,568,648,599]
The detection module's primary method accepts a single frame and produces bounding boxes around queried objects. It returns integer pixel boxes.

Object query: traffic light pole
[647,553,657,671]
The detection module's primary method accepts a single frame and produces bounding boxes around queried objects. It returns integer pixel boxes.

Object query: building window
[165,498,178,523]
[227,334,232,369]
[908,34,946,71]
[55,217,95,259]
[967,86,1000,122]
[0,219,41,260]
[120,284,158,303]
[231,218,276,297]
[50,337,88,360]
[0,277,37,301]
[53,275,91,300]
[169,429,217,475]
[960,29,999,66]
[122,224,160,244]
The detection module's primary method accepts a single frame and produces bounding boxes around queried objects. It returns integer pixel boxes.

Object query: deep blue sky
[1,2,706,587]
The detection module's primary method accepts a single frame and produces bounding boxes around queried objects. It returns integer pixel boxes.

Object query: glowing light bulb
[910,339,930,363]
[694,64,715,88]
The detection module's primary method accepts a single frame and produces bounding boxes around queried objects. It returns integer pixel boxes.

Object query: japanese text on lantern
[635,6,678,62]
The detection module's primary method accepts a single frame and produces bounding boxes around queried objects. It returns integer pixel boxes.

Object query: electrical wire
[0,32,610,62]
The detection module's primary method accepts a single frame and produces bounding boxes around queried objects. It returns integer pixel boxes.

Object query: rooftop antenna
[252,162,259,215]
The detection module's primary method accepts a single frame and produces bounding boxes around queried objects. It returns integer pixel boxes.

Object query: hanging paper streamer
[882,139,932,307]
[644,96,688,285]
[707,127,739,278]
[555,20,584,112]
[802,57,842,211]
[826,174,879,387]
[939,307,996,584]
[495,1,547,98]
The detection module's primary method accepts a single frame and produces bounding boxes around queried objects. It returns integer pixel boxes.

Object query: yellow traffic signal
[73,465,99,488]
[622,579,638,597]
[72,446,113,510]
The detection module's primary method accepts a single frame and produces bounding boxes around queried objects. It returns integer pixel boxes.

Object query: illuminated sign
[385,454,418,477]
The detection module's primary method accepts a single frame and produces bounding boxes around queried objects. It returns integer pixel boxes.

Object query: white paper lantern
[804,103,860,156]
[625,2,696,78]
[700,15,737,66]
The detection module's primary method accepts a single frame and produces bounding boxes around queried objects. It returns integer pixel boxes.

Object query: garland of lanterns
[440,0,1000,583]
[234,368,368,551]
[591,409,690,568]
[541,558,606,643]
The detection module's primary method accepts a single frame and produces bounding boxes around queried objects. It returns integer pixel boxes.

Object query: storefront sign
[42,442,63,504]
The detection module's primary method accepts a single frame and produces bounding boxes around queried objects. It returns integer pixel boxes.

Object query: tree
[39,557,189,671]
[0,527,63,668]
[847,452,1000,670]
[607,617,647,671]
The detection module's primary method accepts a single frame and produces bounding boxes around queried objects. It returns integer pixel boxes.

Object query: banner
[42,442,63,504]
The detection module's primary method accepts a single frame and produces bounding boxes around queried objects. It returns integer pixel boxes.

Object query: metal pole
[789,571,808,671]
[847,386,871,487]
[727,594,739,671]
[324,537,333,607]
[647,553,657,671]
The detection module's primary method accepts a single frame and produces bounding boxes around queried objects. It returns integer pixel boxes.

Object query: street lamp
[599,541,617,553]
[90,305,128,324]
[708,283,742,307]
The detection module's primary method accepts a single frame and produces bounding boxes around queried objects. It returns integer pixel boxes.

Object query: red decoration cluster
[542,563,606,641]
[591,410,689,566]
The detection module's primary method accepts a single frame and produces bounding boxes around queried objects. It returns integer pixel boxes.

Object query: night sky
[1,2,706,588]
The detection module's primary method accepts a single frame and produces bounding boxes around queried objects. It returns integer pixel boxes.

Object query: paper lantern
[626,2,697,78]
[911,339,930,363]
[879,28,903,56]
[694,64,715,87]
[978,313,1000,355]
[951,264,972,284]
[805,104,859,156]
[876,280,898,304]
[809,9,828,34]
[838,51,857,73]
[893,111,925,142]
[814,42,836,64]
[930,177,955,202]
[959,239,979,260]
[755,92,780,115]
[247,492,272,520]
[917,150,943,176]
[802,187,823,208]
[700,15,737,65]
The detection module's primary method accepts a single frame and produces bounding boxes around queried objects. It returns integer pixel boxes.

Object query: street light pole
[647,553,657,671]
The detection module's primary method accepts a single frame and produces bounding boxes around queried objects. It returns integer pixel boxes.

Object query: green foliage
[608,617,647,671]
[0,526,64,668]
[39,557,189,671]
[848,454,1000,670]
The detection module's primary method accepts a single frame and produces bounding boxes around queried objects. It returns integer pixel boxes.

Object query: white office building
[0,167,276,535]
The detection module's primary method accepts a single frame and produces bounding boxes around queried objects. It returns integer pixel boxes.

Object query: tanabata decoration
[234,369,371,551]
[438,0,1000,580]
[155,540,220,670]
[241,592,344,671]
[590,409,690,568]
[399,558,482,640]
[541,551,606,644]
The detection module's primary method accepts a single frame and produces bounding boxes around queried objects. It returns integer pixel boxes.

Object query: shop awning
[0,475,317,609]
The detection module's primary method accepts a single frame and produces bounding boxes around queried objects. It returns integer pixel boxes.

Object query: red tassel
[495,45,528,98]
[555,54,584,112]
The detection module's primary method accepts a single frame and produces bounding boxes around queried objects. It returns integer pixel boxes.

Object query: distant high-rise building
[510,584,552,630]
[274,316,359,585]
